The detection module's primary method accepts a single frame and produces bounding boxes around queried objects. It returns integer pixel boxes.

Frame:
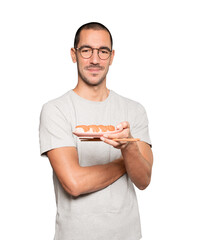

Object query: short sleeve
[39,103,76,157]
[131,103,152,147]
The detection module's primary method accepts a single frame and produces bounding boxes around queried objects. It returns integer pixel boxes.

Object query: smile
[87,68,102,72]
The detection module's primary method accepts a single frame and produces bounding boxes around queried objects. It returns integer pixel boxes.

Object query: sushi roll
[74,125,115,133]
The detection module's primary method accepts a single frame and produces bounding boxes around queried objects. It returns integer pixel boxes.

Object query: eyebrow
[78,45,111,51]
[100,46,112,51]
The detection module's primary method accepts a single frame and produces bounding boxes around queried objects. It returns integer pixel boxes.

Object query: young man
[39,22,153,240]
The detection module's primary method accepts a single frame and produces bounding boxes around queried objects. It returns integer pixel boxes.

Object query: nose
[90,49,100,64]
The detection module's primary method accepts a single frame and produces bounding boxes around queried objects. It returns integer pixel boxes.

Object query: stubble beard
[77,62,109,87]
[78,69,107,86]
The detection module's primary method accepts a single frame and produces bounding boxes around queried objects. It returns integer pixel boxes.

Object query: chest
[69,101,130,167]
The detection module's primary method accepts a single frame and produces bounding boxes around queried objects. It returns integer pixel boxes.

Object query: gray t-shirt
[39,89,152,240]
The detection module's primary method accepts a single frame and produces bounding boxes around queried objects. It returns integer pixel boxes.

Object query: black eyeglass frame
[75,46,112,60]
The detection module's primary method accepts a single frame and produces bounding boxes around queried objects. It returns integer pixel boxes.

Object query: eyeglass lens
[79,47,110,60]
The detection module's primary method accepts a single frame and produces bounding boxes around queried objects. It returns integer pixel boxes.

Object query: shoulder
[111,90,145,113]
[40,91,74,124]
[41,90,73,114]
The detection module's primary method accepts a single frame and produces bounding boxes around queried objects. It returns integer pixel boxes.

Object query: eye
[100,49,109,54]
[81,48,91,53]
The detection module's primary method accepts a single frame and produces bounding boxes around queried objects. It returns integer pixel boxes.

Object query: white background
[0,0,221,239]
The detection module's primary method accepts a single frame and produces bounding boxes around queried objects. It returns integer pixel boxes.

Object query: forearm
[121,142,152,190]
[74,158,126,196]
[47,147,126,197]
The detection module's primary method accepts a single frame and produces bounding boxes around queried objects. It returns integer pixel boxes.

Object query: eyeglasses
[75,46,112,60]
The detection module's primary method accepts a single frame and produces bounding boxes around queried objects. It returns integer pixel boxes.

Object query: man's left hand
[100,121,133,149]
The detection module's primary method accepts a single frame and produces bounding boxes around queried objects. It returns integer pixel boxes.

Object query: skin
[70,29,115,102]
[47,29,153,197]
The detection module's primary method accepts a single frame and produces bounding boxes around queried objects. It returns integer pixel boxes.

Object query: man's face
[72,29,114,87]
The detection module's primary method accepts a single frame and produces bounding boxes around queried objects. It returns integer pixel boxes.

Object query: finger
[116,124,123,131]
[116,121,130,130]
[103,132,125,139]
[103,130,129,139]
[100,137,120,147]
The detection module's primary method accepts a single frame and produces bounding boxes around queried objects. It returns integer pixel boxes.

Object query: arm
[121,141,153,190]
[47,146,126,197]
[101,121,153,190]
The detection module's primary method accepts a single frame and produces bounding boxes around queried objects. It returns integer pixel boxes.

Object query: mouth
[87,68,101,72]
[85,65,104,73]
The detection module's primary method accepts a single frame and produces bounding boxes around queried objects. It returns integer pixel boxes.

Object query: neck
[73,81,110,102]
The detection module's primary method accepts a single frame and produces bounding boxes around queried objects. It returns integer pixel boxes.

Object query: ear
[109,49,115,66]
[70,48,77,63]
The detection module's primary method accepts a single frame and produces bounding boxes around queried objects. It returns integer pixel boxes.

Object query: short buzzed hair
[74,22,113,50]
